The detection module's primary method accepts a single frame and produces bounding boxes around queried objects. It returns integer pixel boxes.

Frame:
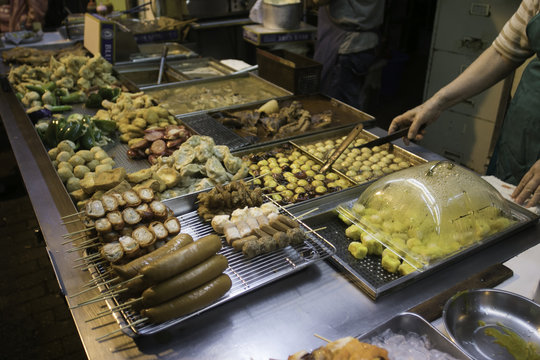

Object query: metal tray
[116,42,198,65]
[85,191,336,336]
[181,94,375,150]
[288,184,539,299]
[114,63,188,88]
[141,72,292,117]
[357,312,472,359]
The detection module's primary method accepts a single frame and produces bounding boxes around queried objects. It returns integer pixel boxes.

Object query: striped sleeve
[492,0,540,63]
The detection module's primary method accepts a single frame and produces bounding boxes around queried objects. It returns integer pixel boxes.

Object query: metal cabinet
[421,0,520,173]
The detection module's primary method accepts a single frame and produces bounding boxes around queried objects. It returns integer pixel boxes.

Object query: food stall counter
[1,70,539,359]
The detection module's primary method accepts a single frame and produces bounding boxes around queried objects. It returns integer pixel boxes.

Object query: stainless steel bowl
[262,2,302,30]
[443,288,540,360]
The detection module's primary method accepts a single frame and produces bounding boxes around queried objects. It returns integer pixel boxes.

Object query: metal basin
[443,289,540,360]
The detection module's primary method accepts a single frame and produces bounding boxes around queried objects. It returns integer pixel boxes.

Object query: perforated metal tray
[288,184,539,299]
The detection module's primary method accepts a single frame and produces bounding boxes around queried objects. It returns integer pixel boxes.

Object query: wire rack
[86,206,336,337]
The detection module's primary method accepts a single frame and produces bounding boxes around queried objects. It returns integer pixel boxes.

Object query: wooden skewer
[61,234,90,245]
[91,297,143,319]
[78,261,107,272]
[245,173,266,182]
[314,334,332,343]
[68,242,101,253]
[70,288,129,309]
[74,253,102,262]
[296,208,319,220]
[69,276,121,298]
[308,227,326,233]
[62,227,95,238]
[61,218,84,225]
[61,211,85,219]
[95,318,149,342]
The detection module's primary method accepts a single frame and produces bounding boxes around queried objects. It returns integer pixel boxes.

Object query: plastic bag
[249,0,263,24]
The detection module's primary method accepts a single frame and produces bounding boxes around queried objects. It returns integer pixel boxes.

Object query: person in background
[0,0,48,32]
[312,0,385,110]
[388,0,540,208]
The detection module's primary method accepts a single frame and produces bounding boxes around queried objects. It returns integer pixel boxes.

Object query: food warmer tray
[115,42,198,65]
[85,192,336,337]
[141,72,292,117]
[287,184,539,299]
[181,94,376,150]
[357,312,472,359]
[113,57,235,89]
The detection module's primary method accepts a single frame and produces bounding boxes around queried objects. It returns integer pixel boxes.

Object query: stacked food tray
[288,181,539,299]
[84,191,336,336]
[182,94,376,150]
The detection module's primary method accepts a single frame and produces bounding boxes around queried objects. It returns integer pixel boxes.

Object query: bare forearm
[429,46,518,111]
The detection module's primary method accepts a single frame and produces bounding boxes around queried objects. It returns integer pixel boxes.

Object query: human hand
[388,100,442,145]
[512,159,540,208]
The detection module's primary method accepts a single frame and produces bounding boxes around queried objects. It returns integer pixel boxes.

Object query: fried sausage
[137,187,154,203]
[269,218,290,232]
[135,203,154,222]
[95,218,112,234]
[132,225,156,248]
[140,234,222,283]
[122,207,142,225]
[149,221,168,240]
[276,214,299,228]
[163,217,181,235]
[112,233,193,280]
[141,274,232,323]
[232,235,258,251]
[86,200,105,218]
[142,254,229,307]
[100,194,119,212]
[106,211,124,231]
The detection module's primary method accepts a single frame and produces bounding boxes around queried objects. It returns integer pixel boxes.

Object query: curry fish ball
[346,170,357,177]
[76,150,93,162]
[315,185,327,194]
[56,151,72,163]
[48,148,59,160]
[335,179,350,188]
[295,187,306,194]
[66,177,81,192]
[68,155,85,167]
[373,170,384,177]
[311,164,321,172]
[311,180,324,187]
[305,170,316,177]
[257,159,269,167]
[94,150,109,161]
[73,165,91,179]
[57,167,74,182]
[57,161,73,172]
[361,147,372,154]
[249,164,259,171]
[389,164,400,171]
[275,185,287,192]
[371,164,381,171]
[399,161,410,169]
[286,182,297,190]
[382,166,393,174]
[297,179,309,187]
[314,174,325,181]
[326,173,339,181]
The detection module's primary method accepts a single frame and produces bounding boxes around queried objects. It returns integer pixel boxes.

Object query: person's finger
[526,187,540,208]
[511,172,531,198]
[513,176,540,205]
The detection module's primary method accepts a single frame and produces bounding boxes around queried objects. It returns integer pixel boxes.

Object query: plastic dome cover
[345,161,516,267]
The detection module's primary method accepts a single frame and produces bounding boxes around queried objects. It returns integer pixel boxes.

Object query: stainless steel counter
[1,84,539,359]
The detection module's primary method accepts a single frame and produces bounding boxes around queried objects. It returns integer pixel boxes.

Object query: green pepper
[57,115,84,143]
[15,92,23,101]
[43,81,56,91]
[44,104,73,113]
[60,91,87,104]
[92,119,117,133]
[79,124,95,149]
[25,84,45,95]
[43,117,62,147]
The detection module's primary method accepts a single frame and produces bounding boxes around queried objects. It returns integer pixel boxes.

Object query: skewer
[62,227,95,238]
[245,173,266,182]
[62,234,91,245]
[95,318,149,342]
[70,236,100,248]
[295,208,319,220]
[69,276,121,298]
[78,261,107,272]
[74,259,106,270]
[314,334,331,343]
[74,253,102,262]
[308,227,326,233]
[61,218,84,225]
[88,297,144,321]
[68,242,101,253]
[61,211,85,219]
[70,287,129,309]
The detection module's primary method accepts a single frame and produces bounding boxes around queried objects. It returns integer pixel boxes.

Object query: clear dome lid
[341,161,516,268]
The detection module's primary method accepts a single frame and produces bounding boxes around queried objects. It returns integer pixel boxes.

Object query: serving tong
[320,125,411,173]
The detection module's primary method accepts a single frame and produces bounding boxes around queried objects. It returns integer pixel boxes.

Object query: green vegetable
[59,120,84,142]
[60,91,87,104]
[43,117,63,147]
[54,88,69,97]
[79,124,95,149]
[15,92,23,101]
[85,93,103,109]
[92,119,116,133]
[98,87,120,101]
[43,81,56,91]
[25,84,45,95]
[44,104,73,113]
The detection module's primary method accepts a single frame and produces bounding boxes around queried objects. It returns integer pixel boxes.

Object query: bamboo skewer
[62,227,95,238]
[68,242,101,253]
[79,261,107,272]
[70,287,129,309]
[61,211,85,220]
[86,297,143,322]
[314,334,332,343]
[61,218,84,225]
[69,276,120,298]
[295,208,319,220]
[62,234,91,245]
[95,318,148,342]
[74,253,101,262]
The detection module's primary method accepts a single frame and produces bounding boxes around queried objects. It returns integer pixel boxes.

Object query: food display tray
[357,312,472,359]
[114,57,235,89]
[141,72,292,117]
[85,192,336,336]
[188,94,376,149]
[288,185,539,299]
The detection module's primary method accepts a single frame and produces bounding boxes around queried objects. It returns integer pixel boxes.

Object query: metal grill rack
[84,205,336,337]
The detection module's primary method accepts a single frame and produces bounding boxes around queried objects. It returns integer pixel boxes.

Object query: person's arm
[388,45,519,142]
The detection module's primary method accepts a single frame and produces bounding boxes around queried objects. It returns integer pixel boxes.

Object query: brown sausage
[112,233,193,280]
[142,254,228,307]
[150,139,166,155]
[232,235,258,251]
[140,234,222,283]
[269,218,291,232]
[277,214,299,228]
[141,274,232,323]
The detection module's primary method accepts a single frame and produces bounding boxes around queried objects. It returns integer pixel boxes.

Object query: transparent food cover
[338,161,517,269]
